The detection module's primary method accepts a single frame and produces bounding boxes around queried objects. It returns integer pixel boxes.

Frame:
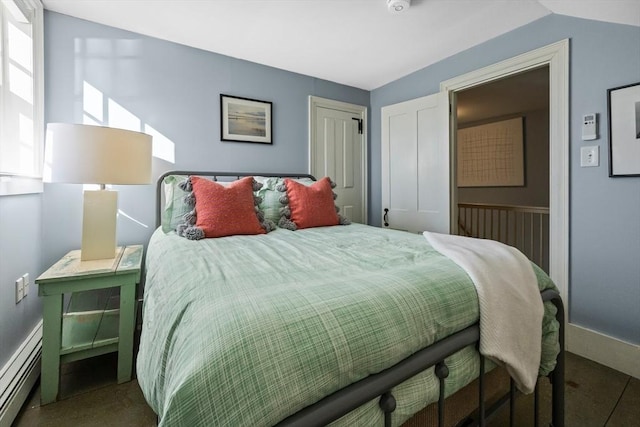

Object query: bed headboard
[155,170,316,228]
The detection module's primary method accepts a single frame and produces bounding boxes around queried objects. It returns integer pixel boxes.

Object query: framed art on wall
[608,82,640,177]
[457,117,525,187]
[220,94,272,144]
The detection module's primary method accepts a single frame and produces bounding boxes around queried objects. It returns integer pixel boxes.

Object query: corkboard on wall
[457,117,524,187]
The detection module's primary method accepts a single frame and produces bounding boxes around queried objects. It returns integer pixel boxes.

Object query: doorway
[441,39,569,312]
[454,66,550,272]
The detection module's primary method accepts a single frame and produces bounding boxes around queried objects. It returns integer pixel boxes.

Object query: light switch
[580,146,599,167]
[15,277,24,303]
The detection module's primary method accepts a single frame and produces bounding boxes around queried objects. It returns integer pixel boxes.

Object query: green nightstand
[36,245,143,405]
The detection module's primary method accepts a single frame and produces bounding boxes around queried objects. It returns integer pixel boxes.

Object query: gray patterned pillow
[254,176,315,224]
[160,175,190,232]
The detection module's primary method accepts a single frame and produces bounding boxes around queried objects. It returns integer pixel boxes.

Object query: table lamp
[44,124,152,261]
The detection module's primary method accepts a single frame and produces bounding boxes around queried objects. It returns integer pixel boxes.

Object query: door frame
[309,96,368,223]
[439,39,570,319]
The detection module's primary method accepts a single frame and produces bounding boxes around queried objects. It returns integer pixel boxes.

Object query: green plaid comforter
[137,224,559,426]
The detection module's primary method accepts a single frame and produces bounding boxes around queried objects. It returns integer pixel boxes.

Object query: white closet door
[381,92,449,234]
[312,106,365,223]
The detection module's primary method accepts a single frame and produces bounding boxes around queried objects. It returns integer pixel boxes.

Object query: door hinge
[352,118,363,134]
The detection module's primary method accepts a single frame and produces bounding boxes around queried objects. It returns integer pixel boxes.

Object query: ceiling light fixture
[387,0,411,13]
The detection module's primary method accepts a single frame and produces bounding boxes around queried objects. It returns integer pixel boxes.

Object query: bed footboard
[277,289,564,427]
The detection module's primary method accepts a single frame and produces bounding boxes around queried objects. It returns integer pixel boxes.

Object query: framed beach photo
[607,82,640,177]
[220,94,272,144]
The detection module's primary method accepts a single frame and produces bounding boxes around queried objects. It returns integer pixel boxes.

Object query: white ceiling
[42,0,640,91]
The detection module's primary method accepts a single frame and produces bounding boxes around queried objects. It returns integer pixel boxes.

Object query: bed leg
[435,361,449,427]
[509,378,516,427]
[549,294,565,427]
[550,342,565,426]
[534,380,540,427]
[478,355,486,427]
[379,391,396,427]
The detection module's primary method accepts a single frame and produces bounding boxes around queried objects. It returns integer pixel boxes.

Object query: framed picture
[457,117,525,187]
[220,94,272,144]
[608,82,640,177]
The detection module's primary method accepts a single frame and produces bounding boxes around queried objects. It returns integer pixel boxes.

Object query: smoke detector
[387,0,411,13]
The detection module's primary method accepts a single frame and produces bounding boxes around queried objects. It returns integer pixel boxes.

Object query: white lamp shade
[45,123,152,185]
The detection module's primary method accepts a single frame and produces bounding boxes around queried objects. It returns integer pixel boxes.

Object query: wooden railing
[457,203,550,273]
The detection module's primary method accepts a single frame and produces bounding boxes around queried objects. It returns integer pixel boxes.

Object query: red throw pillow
[192,176,265,238]
[284,177,339,229]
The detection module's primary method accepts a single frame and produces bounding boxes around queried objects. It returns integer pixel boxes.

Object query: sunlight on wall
[117,209,149,228]
[145,124,175,163]
[82,81,103,125]
[108,98,140,132]
[80,80,175,164]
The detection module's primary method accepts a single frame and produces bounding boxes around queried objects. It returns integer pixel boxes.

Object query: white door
[381,92,449,234]
[310,99,366,224]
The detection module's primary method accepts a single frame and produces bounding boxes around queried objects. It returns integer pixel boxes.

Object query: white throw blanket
[423,231,543,394]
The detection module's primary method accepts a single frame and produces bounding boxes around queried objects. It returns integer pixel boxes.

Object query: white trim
[0,0,45,196]
[567,324,640,379]
[439,40,570,322]
[308,96,368,223]
[0,175,43,195]
[0,320,42,427]
[31,0,45,180]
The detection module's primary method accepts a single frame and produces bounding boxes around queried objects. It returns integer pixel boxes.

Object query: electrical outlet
[15,277,24,303]
[22,273,29,297]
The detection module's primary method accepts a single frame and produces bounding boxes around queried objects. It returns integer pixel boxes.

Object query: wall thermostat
[582,113,597,140]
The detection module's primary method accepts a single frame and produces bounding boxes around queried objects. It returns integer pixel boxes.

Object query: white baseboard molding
[0,320,42,427]
[567,323,640,379]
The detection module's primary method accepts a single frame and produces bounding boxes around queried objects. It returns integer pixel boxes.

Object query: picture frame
[220,94,272,144]
[607,82,640,177]
[457,117,525,187]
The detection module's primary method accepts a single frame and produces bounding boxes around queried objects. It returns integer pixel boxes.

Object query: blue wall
[371,15,640,344]
[0,194,42,366]
[42,11,369,269]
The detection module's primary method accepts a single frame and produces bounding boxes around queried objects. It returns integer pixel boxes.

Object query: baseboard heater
[0,320,42,427]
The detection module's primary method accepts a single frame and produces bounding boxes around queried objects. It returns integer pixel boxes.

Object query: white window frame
[0,0,44,196]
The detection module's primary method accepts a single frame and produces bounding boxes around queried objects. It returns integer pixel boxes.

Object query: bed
[137,171,564,427]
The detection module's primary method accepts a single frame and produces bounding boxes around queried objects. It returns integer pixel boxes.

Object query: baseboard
[566,323,640,379]
[0,320,42,427]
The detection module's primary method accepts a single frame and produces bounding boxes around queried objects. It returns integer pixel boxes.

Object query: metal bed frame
[154,170,565,427]
[278,288,564,427]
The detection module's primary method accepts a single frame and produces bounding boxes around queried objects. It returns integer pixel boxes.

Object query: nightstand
[36,245,143,404]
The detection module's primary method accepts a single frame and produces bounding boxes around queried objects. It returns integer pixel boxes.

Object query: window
[0,0,43,195]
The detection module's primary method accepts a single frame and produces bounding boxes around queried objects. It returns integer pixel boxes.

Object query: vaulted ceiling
[43,0,640,90]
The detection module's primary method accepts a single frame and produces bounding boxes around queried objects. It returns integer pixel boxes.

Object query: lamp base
[81,190,118,261]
